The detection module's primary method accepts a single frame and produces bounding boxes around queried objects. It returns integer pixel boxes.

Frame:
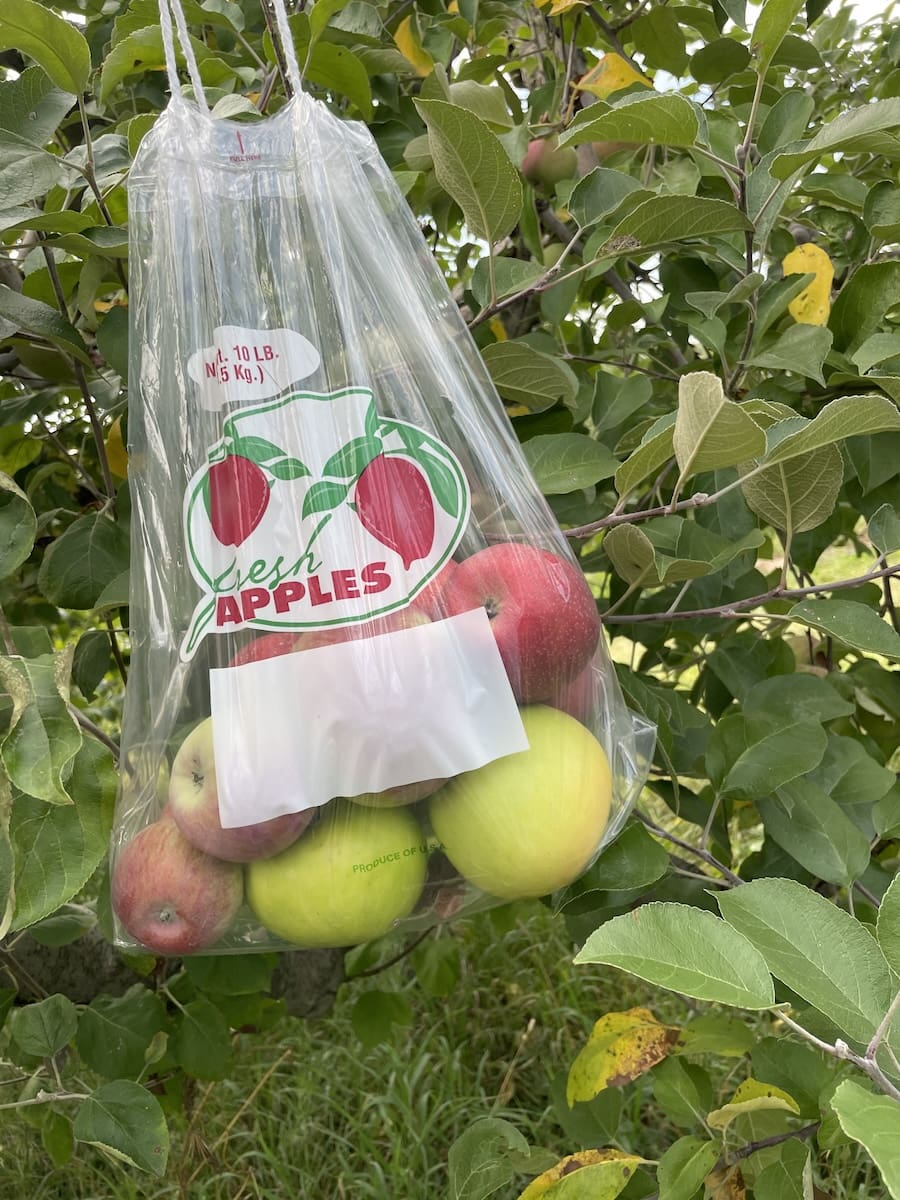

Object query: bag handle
[158,0,211,113]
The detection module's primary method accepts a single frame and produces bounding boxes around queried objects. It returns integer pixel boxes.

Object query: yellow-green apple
[347,776,445,808]
[169,718,311,861]
[112,816,243,954]
[522,135,578,189]
[429,705,611,899]
[246,801,427,946]
[411,560,458,619]
[442,543,600,702]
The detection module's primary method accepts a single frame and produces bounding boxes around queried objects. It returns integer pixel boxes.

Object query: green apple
[347,776,445,808]
[429,706,612,900]
[246,801,427,946]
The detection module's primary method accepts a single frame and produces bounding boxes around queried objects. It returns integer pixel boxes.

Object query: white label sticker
[208,608,528,827]
[187,325,320,409]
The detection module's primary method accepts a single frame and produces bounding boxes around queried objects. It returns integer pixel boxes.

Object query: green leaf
[656,1135,719,1200]
[742,673,854,723]
[301,478,350,520]
[865,180,900,242]
[690,38,751,84]
[0,130,63,208]
[10,738,116,930]
[574,903,775,1009]
[171,998,232,1080]
[707,1077,800,1131]
[751,0,806,75]
[470,258,544,309]
[184,953,275,996]
[771,98,900,178]
[568,168,643,229]
[0,0,91,94]
[77,987,167,1080]
[675,1014,755,1057]
[523,434,618,495]
[0,285,90,363]
[415,99,522,243]
[38,514,131,610]
[0,67,75,146]
[707,713,827,797]
[787,599,900,660]
[869,505,900,556]
[718,879,894,1044]
[830,1081,900,1200]
[614,416,675,498]
[412,938,461,998]
[759,780,872,885]
[758,90,814,156]
[41,1110,74,1168]
[0,470,36,580]
[483,343,578,412]
[747,325,833,386]
[29,903,96,947]
[597,196,751,256]
[632,8,688,75]
[555,823,669,910]
[876,873,900,975]
[741,444,843,534]
[94,570,130,612]
[72,630,111,703]
[605,519,763,587]
[559,94,700,150]
[350,989,412,1050]
[0,651,81,805]
[652,1057,713,1129]
[95,306,128,380]
[673,372,766,485]
[301,41,372,119]
[830,263,900,353]
[448,1117,530,1200]
[73,1080,169,1177]
[10,993,77,1057]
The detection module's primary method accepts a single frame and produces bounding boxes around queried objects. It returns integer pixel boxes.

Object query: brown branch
[731,1121,820,1164]
[635,812,743,887]
[583,5,645,74]
[600,563,900,626]
[566,491,711,539]
[70,706,120,761]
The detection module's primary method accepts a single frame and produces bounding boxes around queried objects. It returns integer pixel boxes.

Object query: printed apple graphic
[348,776,445,808]
[521,135,578,189]
[442,543,600,702]
[169,718,312,862]
[429,705,612,900]
[112,816,244,954]
[246,801,427,946]
[207,454,270,546]
[354,454,435,570]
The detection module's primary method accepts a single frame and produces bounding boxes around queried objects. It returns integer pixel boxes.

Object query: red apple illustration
[354,455,435,570]
[208,455,270,547]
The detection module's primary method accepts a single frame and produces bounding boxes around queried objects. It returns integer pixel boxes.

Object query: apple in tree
[429,705,612,900]
[521,135,578,190]
[442,542,600,702]
[246,801,427,946]
[112,816,243,954]
[169,718,312,862]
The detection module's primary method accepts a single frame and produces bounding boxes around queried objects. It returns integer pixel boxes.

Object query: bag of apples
[111,0,655,957]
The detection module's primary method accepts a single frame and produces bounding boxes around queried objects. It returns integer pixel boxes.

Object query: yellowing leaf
[782,243,834,326]
[706,1166,746,1200]
[567,1007,679,1106]
[488,316,508,342]
[547,0,587,14]
[707,1077,801,1131]
[104,416,128,480]
[393,16,433,77]
[518,1149,643,1200]
[576,54,651,100]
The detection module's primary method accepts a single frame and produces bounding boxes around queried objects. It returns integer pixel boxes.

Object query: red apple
[347,776,445,808]
[230,609,431,668]
[169,718,312,862]
[229,632,299,668]
[548,662,596,726]
[411,560,458,619]
[521,135,578,190]
[442,543,600,703]
[112,818,243,954]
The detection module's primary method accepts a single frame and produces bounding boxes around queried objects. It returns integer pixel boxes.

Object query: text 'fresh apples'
[429,706,612,900]
[246,801,427,946]
[169,718,311,861]
[443,543,600,702]
[111,816,244,954]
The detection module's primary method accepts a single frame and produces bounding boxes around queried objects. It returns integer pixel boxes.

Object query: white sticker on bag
[208,607,529,828]
[187,325,320,409]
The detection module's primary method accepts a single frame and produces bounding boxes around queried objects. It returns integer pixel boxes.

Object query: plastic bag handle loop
[266,0,304,99]
[158,0,211,113]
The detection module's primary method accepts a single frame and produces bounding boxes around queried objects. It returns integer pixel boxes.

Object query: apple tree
[0,0,898,1192]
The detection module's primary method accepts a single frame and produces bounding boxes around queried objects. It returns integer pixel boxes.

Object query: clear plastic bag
[111,0,655,956]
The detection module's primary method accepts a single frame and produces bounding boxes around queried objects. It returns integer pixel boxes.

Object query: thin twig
[70,706,120,761]
[636,811,743,887]
[106,616,128,685]
[776,1008,900,1103]
[867,989,900,1061]
[583,6,645,74]
[351,926,434,980]
[730,1121,820,1164]
[600,563,900,626]
[35,414,106,503]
